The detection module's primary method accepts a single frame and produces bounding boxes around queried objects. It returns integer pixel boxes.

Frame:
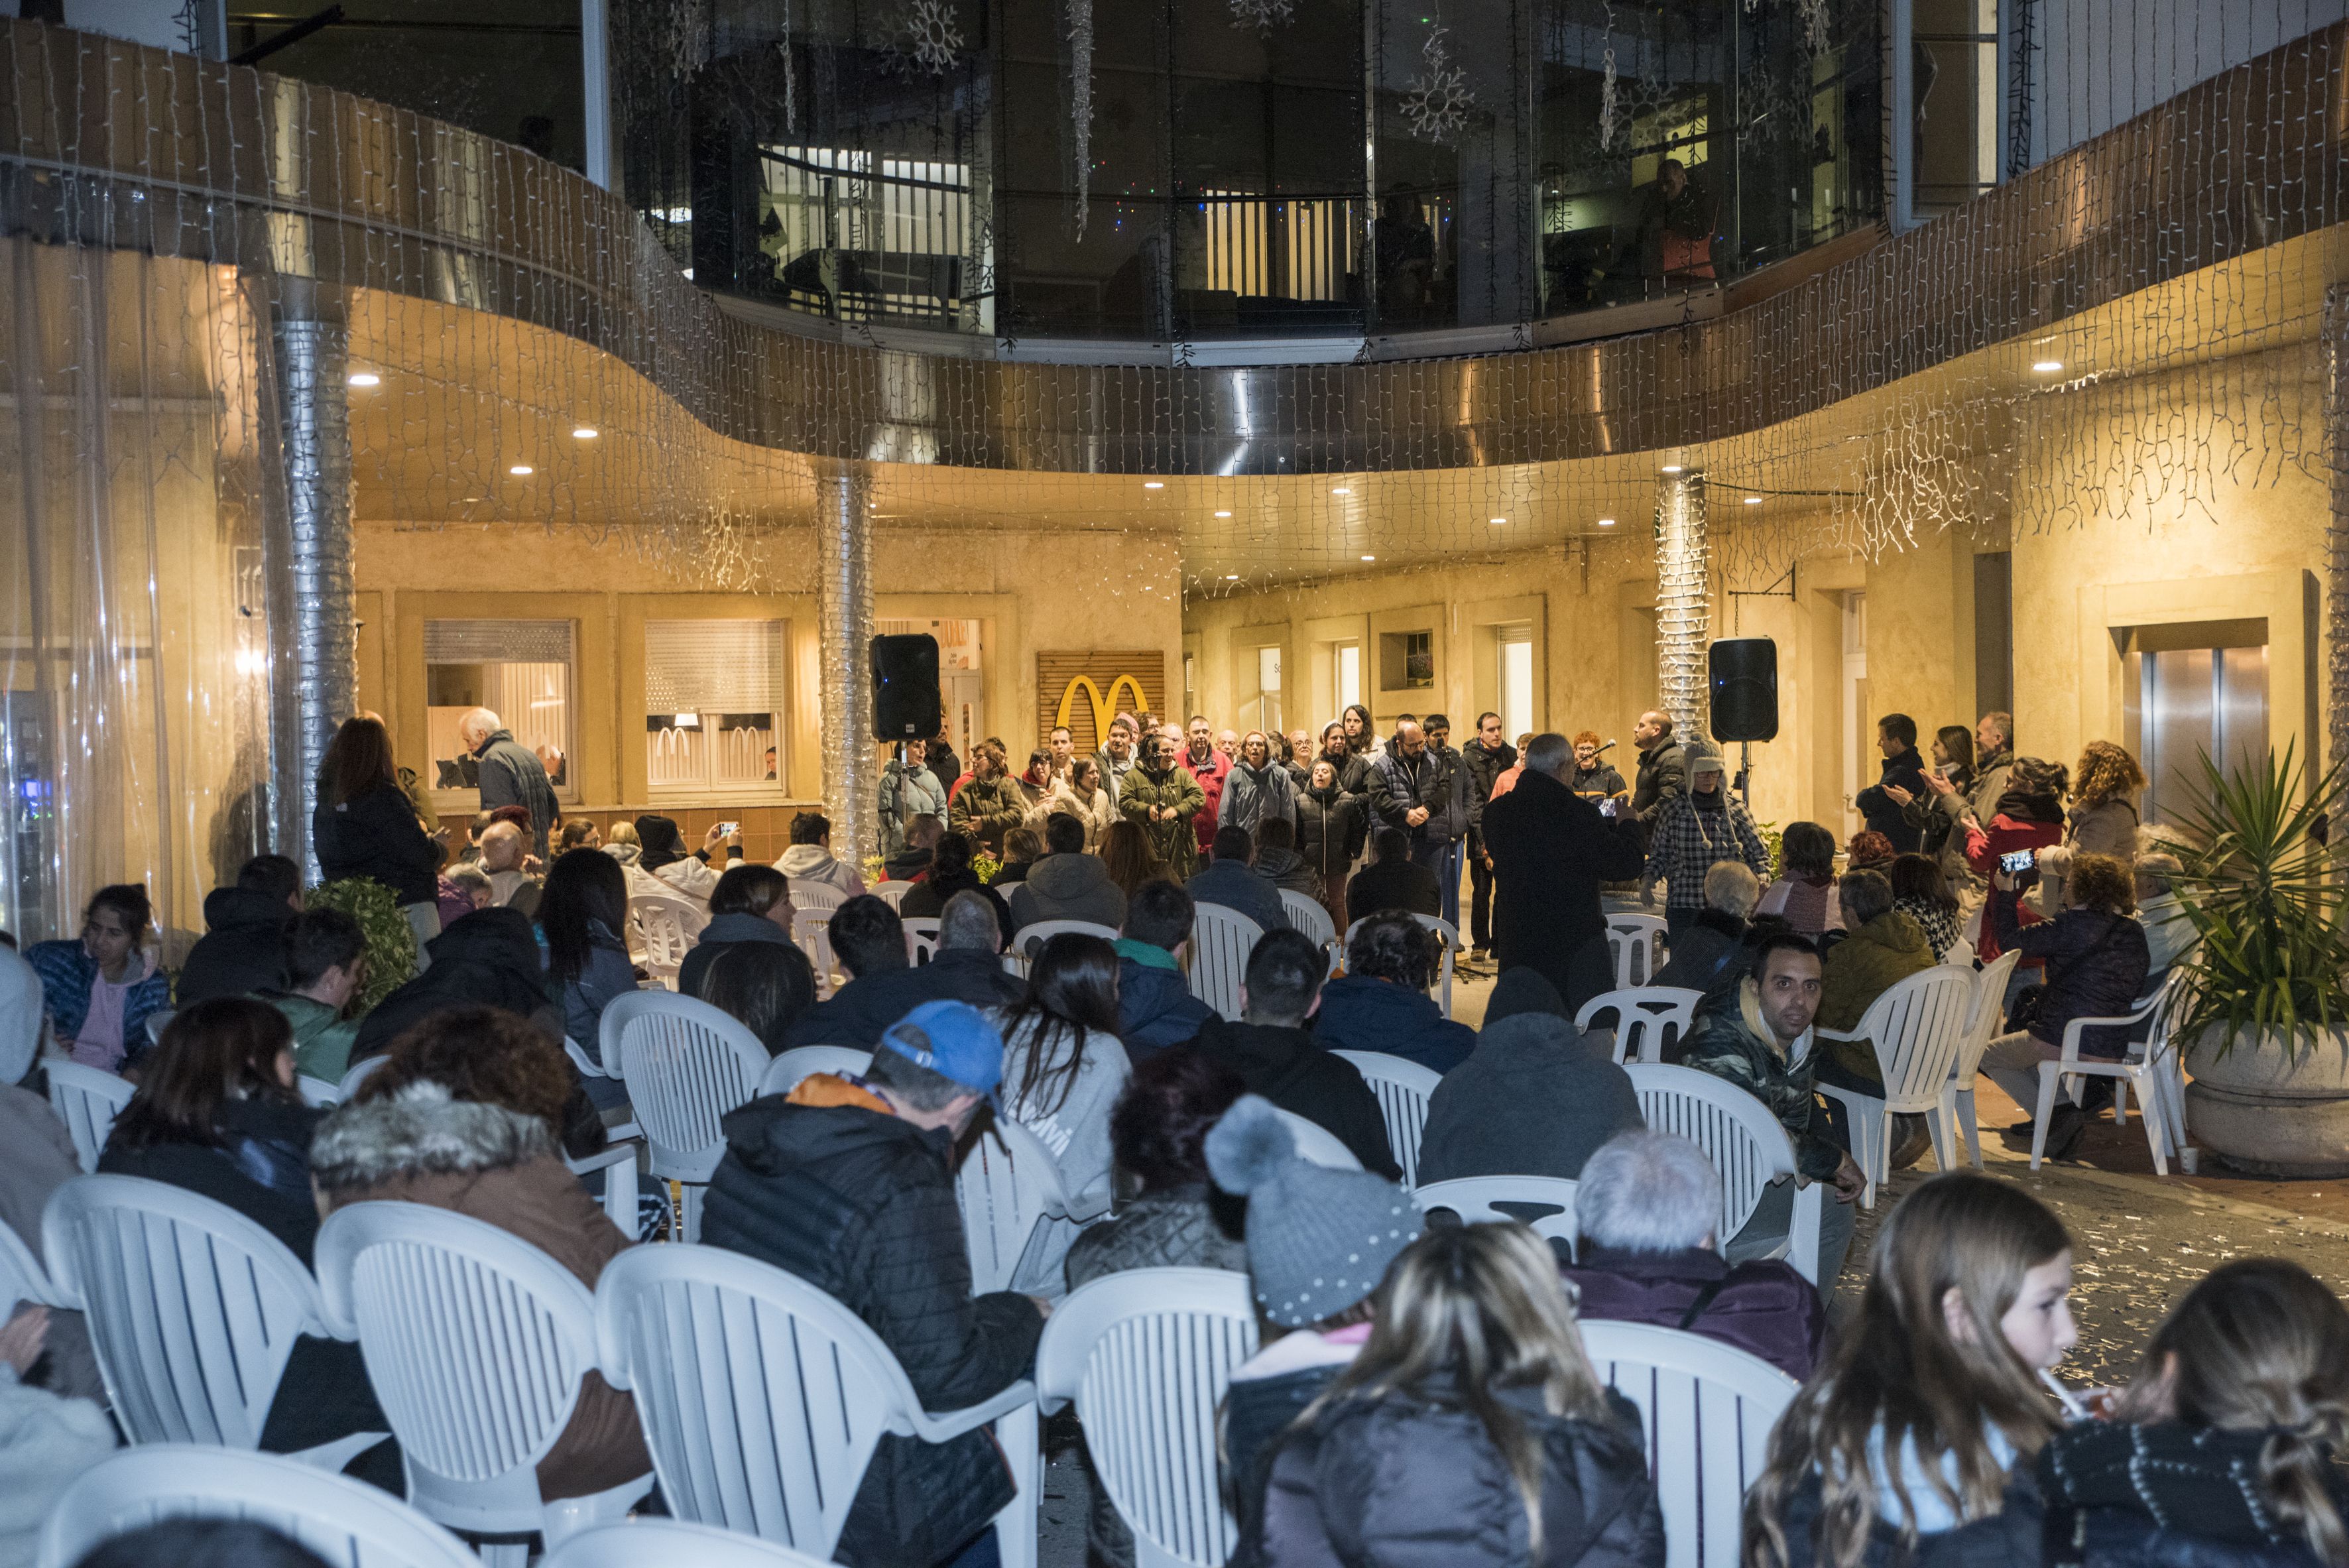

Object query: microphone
[1594,738,1618,757]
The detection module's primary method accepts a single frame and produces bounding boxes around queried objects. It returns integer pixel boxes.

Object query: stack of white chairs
[39,1446,482,1568]
[316,1202,653,1563]
[1605,914,1669,989]
[1277,888,1335,955]
[630,891,708,989]
[593,1244,1040,1568]
[1034,1268,1258,1568]
[42,1176,386,1471]
[788,881,849,918]
[1329,1050,1440,1183]
[1573,987,1704,1065]
[1811,966,1977,1205]
[1945,949,2021,1166]
[1413,1176,1579,1252]
[599,991,769,1241]
[2031,968,2191,1174]
[791,908,843,998]
[45,1063,133,1174]
[1187,905,1261,1020]
[1626,1064,1823,1285]
[957,1116,1107,1296]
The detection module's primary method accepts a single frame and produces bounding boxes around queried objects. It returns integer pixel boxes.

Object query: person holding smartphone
[1956,756,2069,964]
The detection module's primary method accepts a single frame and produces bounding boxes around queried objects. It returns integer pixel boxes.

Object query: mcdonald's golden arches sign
[1037,650,1170,754]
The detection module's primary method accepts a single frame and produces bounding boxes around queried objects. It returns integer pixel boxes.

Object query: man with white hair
[475,819,543,919]
[1563,1130,1823,1381]
[457,707,558,862]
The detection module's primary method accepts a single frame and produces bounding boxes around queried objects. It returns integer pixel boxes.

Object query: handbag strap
[1677,1277,1732,1331]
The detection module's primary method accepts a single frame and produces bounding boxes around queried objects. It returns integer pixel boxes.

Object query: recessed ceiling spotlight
[572,426,598,439]
[1744,495,1762,505]
[462,496,479,503]
[1331,486,1351,495]
[346,371,381,387]
[1659,463,1684,474]
[1213,509,1233,518]
[1225,573,1239,580]
[1143,481,1165,489]
[508,464,533,476]
[1489,516,1507,524]
[1360,554,1376,562]
[2032,359,2064,373]
[1597,516,1617,526]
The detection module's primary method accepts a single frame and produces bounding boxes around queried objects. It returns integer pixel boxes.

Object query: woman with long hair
[1756,822,1844,938]
[2039,1258,2349,1564]
[1246,1222,1663,1568]
[1888,853,1963,961]
[537,848,638,1091]
[25,885,170,1073]
[2026,741,2150,920]
[1220,731,1298,838]
[1100,817,1167,902]
[1745,1172,2075,1568]
[996,934,1130,1215]
[703,940,817,1055]
[315,714,446,953]
[1044,755,1116,850]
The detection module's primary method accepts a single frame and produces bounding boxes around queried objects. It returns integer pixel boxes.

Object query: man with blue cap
[702,998,1048,1567]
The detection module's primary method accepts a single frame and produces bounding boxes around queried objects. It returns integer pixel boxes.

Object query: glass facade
[613,0,1884,340]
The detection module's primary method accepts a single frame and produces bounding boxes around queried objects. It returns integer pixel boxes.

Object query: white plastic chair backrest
[317,1201,598,1490]
[1852,967,1978,1105]
[1414,1176,1579,1247]
[1578,1322,1799,1568]
[335,1053,389,1103]
[1328,1050,1440,1184]
[1412,913,1460,1018]
[1606,914,1669,989]
[1958,948,2023,1073]
[2135,967,2190,1058]
[790,908,841,998]
[46,1063,134,1174]
[786,880,847,915]
[599,990,771,1183]
[1012,919,1120,959]
[0,1216,58,1316]
[757,1045,873,1099]
[869,880,915,910]
[631,892,707,981]
[1624,1064,1799,1241]
[296,1075,340,1108]
[38,1445,481,1568]
[1186,905,1262,1020]
[592,1243,933,1558]
[544,1519,835,1568]
[903,917,941,965]
[1574,987,1703,1065]
[1277,888,1335,952]
[1271,1107,1361,1170]
[957,1116,1075,1296]
[1033,1269,1260,1568]
[42,1174,331,1448]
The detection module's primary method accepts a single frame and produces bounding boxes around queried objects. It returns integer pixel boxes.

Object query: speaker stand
[1734,741,1754,807]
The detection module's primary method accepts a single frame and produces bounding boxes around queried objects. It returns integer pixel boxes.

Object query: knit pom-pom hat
[1205,1095,1421,1328]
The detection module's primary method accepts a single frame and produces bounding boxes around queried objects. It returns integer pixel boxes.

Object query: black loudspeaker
[1709,638,1779,742]
[871,634,942,740]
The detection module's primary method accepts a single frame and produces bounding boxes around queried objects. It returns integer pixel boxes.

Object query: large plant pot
[2184,1026,2349,1177]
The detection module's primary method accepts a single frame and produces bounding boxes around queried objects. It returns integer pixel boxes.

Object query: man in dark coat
[1459,712,1517,965]
[1312,912,1476,1076]
[349,907,564,1059]
[175,855,300,1005]
[1851,712,1931,853]
[1114,880,1216,1059]
[702,1000,1047,1568]
[1479,733,1649,1012]
[786,892,1020,1048]
[1344,828,1441,925]
[1415,1007,1642,1186]
[459,707,560,861]
[1628,709,1687,835]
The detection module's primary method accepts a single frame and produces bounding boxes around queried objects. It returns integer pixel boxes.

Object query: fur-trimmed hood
[311,1080,558,1192]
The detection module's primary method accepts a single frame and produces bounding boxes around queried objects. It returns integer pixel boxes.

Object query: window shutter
[645,621,786,713]
[424,619,574,664]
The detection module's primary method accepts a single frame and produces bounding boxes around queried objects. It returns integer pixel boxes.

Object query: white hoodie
[775,843,867,896]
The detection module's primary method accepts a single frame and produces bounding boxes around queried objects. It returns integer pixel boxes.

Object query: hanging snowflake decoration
[1598,48,1620,149]
[664,0,712,79]
[1227,0,1295,32]
[888,0,965,76]
[1069,0,1095,241]
[775,0,796,136]
[1400,25,1475,143]
[1797,0,1831,54]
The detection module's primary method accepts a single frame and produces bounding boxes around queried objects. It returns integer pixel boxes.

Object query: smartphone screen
[2000,848,2037,873]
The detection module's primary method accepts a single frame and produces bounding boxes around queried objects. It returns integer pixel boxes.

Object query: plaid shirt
[1642,795,1772,910]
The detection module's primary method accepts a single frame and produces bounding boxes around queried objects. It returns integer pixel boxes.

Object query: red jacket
[1962,812,2064,961]
[1181,748,1231,851]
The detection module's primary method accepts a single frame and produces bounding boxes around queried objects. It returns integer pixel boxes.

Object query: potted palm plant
[2160,743,2349,1176]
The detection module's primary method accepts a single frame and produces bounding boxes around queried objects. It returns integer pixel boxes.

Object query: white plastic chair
[1606,913,1669,989]
[1277,888,1335,953]
[42,1175,385,1470]
[593,1243,1039,1568]
[1010,919,1120,959]
[1187,905,1262,1020]
[1625,1064,1823,1285]
[1812,967,1978,1205]
[1414,1176,1579,1252]
[317,1202,652,1559]
[1270,1107,1361,1170]
[869,880,916,910]
[567,1142,643,1235]
[757,1045,873,1098]
[904,916,942,965]
[630,891,708,988]
[38,1445,481,1568]
[46,1063,133,1174]
[1329,1050,1440,1184]
[544,1518,835,1568]
[599,991,770,1242]
[1414,913,1460,1018]
[1947,949,2021,1167]
[957,1116,1107,1296]
[2031,970,2191,1175]
[1578,1322,1799,1568]
[337,1052,389,1103]
[1573,987,1703,1065]
[0,1215,60,1316]
[786,881,847,916]
[1034,1268,1260,1568]
[296,1074,341,1108]
[790,908,842,998]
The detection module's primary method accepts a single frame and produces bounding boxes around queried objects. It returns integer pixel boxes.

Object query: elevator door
[2126,625,2268,826]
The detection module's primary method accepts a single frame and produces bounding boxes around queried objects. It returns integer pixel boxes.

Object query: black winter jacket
[1240,1381,1664,1568]
[1368,746,1469,845]
[1631,740,1688,830]
[782,949,1024,1048]
[1416,1012,1642,1185]
[701,1096,1045,1568]
[1480,769,1648,1010]
[1297,787,1369,882]
[351,908,563,1062]
[100,1095,326,1263]
[471,728,560,860]
[2038,1421,2349,1568]
[175,886,296,1005]
[1854,747,1931,853]
[1189,1016,1400,1177]
[1648,907,1750,996]
[1768,1470,2041,1568]
[2015,910,2152,1055]
[1462,738,1518,829]
[314,778,444,906]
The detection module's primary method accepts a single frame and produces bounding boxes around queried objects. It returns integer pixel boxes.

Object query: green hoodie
[267,991,364,1083]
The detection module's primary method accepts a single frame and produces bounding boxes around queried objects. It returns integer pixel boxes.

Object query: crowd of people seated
[11,697,2336,1568]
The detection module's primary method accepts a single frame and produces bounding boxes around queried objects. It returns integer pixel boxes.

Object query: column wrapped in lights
[1654,469,1711,745]
[817,463,876,869]
[2328,285,2349,770]
[270,310,357,876]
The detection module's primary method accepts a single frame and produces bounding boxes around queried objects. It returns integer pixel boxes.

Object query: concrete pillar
[270,310,356,877]
[2328,284,2348,770]
[817,465,876,867]
[1656,469,1710,746]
